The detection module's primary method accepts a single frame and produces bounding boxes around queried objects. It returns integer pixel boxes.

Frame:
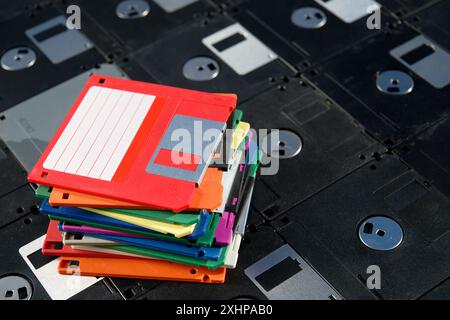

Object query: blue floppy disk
[85,233,223,260]
[39,199,210,241]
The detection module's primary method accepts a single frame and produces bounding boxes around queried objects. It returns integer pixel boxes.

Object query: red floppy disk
[28,75,236,211]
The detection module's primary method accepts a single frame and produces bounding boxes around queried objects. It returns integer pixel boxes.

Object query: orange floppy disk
[48,168,223,210]
[58,256,226,283]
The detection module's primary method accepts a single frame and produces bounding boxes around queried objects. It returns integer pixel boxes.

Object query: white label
[71,245,156,259]
[19,235,101,300]
[43,86,155,181]
[315,0,380,23]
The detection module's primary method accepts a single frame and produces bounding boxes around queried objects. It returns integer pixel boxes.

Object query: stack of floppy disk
[27,75,259,284]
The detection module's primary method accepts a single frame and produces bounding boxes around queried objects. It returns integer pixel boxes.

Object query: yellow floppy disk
[231,121,250,149]
[81,208,196,238]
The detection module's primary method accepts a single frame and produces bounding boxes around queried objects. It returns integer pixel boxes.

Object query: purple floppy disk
[214,211,235,246]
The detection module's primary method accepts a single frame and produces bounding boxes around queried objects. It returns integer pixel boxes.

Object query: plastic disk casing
[28,75,236,211]
[58,256,226,283]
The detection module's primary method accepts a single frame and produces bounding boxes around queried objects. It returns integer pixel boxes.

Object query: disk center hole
[376,229,385,237]
[390,78,399,85]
